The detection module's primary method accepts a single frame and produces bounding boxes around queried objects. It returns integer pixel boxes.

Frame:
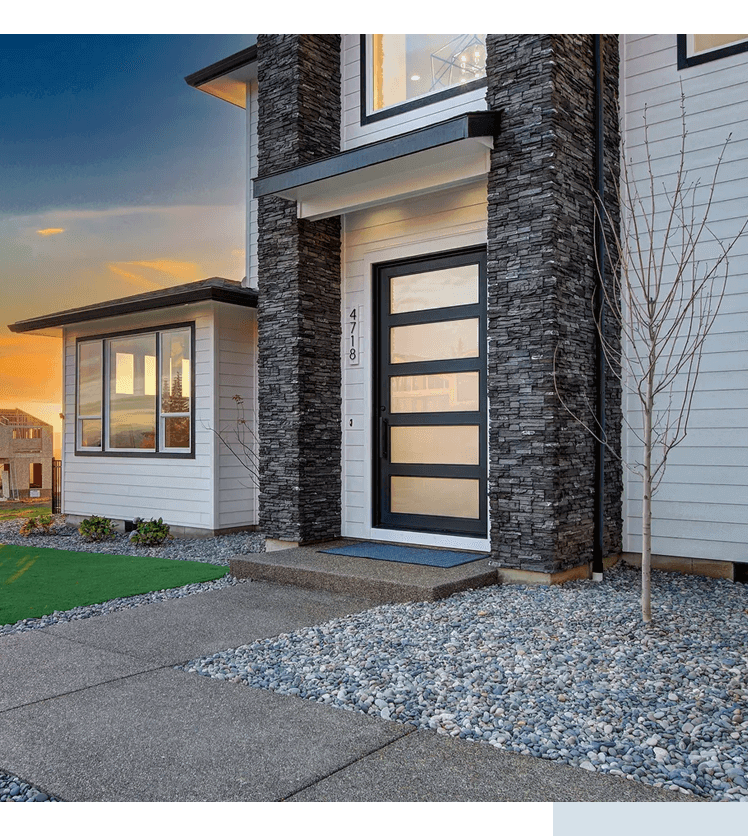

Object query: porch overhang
[252,111,501,220]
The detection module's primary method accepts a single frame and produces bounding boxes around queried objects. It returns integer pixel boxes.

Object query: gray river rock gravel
[179,563,748,802]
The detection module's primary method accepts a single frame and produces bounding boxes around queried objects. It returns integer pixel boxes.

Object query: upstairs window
[362,34,487,124]
[76,324,193,456]
[12,427,41,439]
[678,34,748,68]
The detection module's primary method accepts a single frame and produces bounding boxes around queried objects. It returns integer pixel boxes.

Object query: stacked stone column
[256,35,342,543]
[485,35,622,573]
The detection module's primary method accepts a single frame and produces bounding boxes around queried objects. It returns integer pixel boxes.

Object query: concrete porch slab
[230,540,499,604]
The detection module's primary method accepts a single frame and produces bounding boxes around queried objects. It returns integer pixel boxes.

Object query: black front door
[374,247,487,537]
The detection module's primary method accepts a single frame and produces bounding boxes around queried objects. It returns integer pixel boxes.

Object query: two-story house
[10,35,748,582]
[0,408,53,501]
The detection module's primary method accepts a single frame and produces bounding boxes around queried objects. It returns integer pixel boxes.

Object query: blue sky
[0,34,253,446]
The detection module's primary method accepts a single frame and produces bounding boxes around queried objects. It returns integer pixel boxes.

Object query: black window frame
[677,34,748,69]
[74,321,196,459]
[359,35,488,126]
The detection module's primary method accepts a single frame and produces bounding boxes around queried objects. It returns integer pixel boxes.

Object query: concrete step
[230,540,499,604]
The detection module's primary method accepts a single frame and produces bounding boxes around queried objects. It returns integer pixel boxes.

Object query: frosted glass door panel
[390,372,479,413]
[390,264,479,314]
[391,318,478,364]
[391,476,480,519]
[390,425,479,465]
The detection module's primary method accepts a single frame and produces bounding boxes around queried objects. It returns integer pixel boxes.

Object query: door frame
[372,245,488,538]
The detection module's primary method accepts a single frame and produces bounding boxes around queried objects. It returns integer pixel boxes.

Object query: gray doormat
[321,542,487,568]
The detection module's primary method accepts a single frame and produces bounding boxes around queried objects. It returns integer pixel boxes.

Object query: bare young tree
[557,95,747,622]
[204,394,259,489]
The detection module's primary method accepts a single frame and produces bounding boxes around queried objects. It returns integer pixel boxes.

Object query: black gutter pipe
[592,34,606,581]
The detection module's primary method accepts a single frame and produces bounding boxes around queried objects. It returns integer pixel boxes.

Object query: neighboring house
[0,409,53,501]
[10,35,748,581]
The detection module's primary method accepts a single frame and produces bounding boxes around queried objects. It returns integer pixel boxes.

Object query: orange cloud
[106,259,202,293]
[106,264,164,293]
[125,260,203,281]
[36,228,65,236]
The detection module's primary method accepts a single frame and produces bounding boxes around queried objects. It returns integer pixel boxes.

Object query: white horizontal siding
[621,34,748,564]
[341,34,488,151]
[215,303,257,529]
[341,179,489,551]
[61,303,217,530]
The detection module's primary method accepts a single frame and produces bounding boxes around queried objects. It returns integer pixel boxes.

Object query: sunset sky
[0,34,253,454]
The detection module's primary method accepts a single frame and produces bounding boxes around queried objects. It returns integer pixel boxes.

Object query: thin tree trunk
[642,367,654,623]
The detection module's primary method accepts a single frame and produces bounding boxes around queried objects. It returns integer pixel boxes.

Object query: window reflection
[108,335,157,450]
[391,371,479,413]
[77,327,192,454]
[390,264,479,314]
[391,318,478,364]
[370,34,486,112]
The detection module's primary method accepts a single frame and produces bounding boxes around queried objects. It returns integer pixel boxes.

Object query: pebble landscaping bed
[0,515,264,564]
[180,563,748,802]
[0,772,61,802]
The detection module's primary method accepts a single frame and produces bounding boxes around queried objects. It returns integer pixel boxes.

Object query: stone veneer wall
[256,35,342,542]
[485,34,622,572]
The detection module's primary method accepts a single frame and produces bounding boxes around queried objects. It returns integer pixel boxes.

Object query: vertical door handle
[379,417,388,459]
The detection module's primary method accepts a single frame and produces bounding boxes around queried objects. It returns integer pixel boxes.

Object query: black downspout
[592,34,606,581]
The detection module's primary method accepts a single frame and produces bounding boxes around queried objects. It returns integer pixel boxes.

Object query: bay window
[76,324,193,455]
[362,34,487,123]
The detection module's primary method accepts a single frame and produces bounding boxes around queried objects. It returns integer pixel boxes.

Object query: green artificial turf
[0,544,227,626]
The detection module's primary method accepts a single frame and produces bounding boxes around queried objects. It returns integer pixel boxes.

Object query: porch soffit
[184,44,258,109]
[253,111,502,221]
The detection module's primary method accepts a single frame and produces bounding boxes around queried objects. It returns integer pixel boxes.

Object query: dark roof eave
[9,280,257,334]
[184,44,258,89]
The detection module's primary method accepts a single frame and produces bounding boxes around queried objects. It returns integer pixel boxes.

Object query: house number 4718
[348,307,361,366]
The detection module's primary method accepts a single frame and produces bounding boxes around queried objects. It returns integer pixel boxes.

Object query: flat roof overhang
[184,44,257,108]
[8,278,257,336]
[253,111,501,220]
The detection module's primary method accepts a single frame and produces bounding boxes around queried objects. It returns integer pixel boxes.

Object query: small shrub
[19,516,37,537]
[79,516,117,542]
[19,513,54,537]
[36,513,53,534]
[129,517,173,547]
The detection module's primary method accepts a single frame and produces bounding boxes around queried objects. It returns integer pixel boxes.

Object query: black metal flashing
[9,278,257,333]
[253,111,501,199]
[184,44,258,89]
